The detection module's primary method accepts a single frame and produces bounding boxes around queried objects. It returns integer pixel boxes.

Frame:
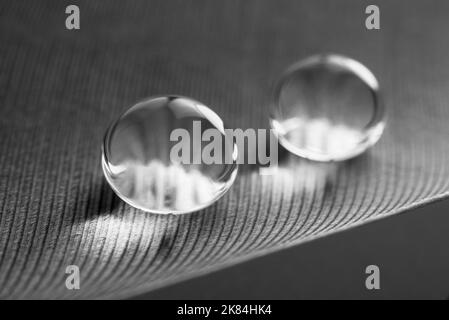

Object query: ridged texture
[1,0,449,299]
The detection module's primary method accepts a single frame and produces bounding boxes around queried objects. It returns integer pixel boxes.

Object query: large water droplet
[102,96,238,214]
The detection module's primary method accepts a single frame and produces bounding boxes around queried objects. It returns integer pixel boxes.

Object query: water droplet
[270,54,386,161]
[102,96,238,214]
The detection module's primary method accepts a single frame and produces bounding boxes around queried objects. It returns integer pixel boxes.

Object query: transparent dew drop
[102,96,238,214]
[270,54,386,162]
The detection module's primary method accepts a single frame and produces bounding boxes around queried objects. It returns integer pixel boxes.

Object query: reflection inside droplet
[102,96,238,214]
[271,54,386,162]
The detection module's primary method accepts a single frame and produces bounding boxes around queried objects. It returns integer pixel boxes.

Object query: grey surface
[1,0,449,299]
[137,198,449,300]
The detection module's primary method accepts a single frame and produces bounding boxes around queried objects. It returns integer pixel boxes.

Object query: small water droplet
[270,54,386,161]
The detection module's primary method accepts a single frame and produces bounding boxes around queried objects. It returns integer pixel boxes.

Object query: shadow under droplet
[68,175,123,223]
